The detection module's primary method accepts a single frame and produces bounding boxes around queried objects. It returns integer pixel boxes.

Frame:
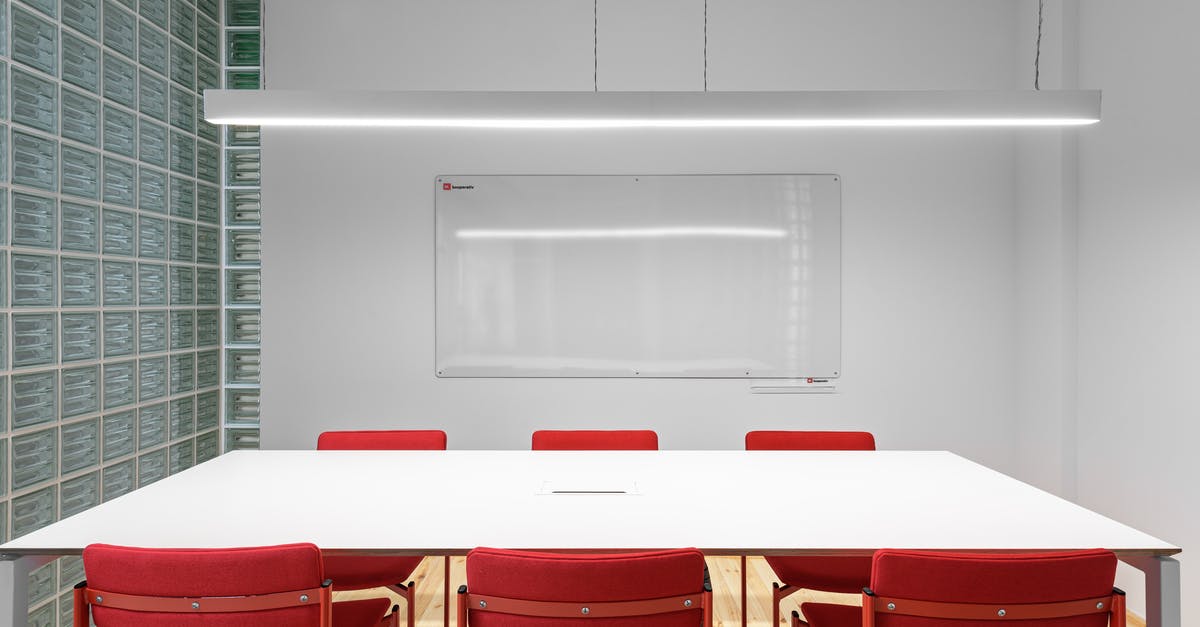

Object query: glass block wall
[221,0,259,450]
[1,0,223,623]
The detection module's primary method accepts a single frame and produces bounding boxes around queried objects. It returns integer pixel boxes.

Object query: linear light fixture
[203,89,1100,129]
[456,227,788,240]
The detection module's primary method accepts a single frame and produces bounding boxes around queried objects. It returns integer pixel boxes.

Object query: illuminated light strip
[206,117,1099,128]
[456,227,788,239]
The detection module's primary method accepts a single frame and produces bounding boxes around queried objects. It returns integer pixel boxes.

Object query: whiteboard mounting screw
[684,599,692,607]
[886,603,895,611]
[997,609,1006,617]
[581,607,590,615]
[300,594,309,602]
[192,602,200,609]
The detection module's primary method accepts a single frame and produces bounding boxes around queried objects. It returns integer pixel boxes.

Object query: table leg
[1123,555,1181,627]
[1,555,55,627]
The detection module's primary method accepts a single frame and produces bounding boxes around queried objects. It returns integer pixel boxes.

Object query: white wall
[259,0,1023,467]
[1075,1,1198,621]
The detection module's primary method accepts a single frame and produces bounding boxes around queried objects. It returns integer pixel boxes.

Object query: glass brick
[102,104,136,158]
[102,460,135,501]
[226,309,260,345]
[138,449,168,486]
[197,226,219,265]
[226,149,261,186]
[139,310,169,353]
[0,439,6,495]
[226,427,260,450]
[12,427,58,489]
[197,56,218,91]
[169,84,194,132]
[63,0,101,39]
[139,119,168,167]
[170,221,195,262]
[61,88,100,145]
[0,253,6,308]
[169,129,194,175]
[140,166,169,214]
[140,0,168,28]
[196,268,216,304]
[61,418,100,472]
[169,175,195,218]
[196,114,219,144]
[102,208,136,255]
[226,0,260,27]
[12,254,58,307]
[102,261,136,305]
[61,556,86,590]
[61,258,100,307]
[227,124,261,146]
[12,313,56,367]
[226,269,260,305]
[226,230,261,265]
[12,485,57,538]
[11,68,58,132]
[102,51,136,107]
[171,353,195,393]
[138,21,168,74]
[138,69,167,121]
[197,350,219,388]
[102,0,137,58]
[170,266,194,305]
[196,309,219,346]
[138,263,167,306]
[12,130,58,191]
[170,41,194,89]
[0,312,6,370]
[225,69,259,90]
[12,6,58,76]
[170,0,195,45]
[138,356,167,401]
[60,145,100,200]
[138,215,167,259]
[102,410,136,460]
[197,140,219,184]
[169,396,194,438]
[226,189,261,225]
[0,61,7,120]
[62,370,100,421]
[60,472,100,518]
[226,31,261,67]
[61,313,100,362]
[226,349,260,385]
[196,390,218,428]
[0,193,6,245]
[103,360,136,409]
[103,311,136,357]
[197,184,220,224]
[24,0,58,17]
[196,430,218,463]
[102,156,137,207]
[12,371,58,429]
[27,561,56,607]
[169,440,193,474]
[62,32,100,93]
[11,191,57,249]
[170,310,194,350]
[197,0,218,22]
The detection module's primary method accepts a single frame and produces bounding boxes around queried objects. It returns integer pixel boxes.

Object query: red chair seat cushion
[317,430,446,450]
[799,602,860,627]
[333,598,393,627]
[765,555,872,594]
[322,554,424,590]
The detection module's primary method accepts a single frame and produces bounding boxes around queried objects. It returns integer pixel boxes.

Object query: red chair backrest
[531,430,659,450]
[317,429,447,450]
[868,549,1120,627]
[464,547,707,626]
[745,430,875,451]
[81,543,326,627]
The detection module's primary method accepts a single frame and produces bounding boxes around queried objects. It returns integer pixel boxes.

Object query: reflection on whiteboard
[435,174,841,378]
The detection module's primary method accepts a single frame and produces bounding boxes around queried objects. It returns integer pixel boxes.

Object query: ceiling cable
[594,0,599,91]
[1034,0,1044,90]
[703,0,709,91]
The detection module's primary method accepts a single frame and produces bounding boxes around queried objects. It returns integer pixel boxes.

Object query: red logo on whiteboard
[443,183,452,191]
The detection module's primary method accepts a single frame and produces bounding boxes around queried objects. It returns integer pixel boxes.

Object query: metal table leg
[1,555,55,627]
[1123,555,1181,627]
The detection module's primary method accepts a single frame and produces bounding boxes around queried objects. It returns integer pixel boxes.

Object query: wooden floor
[335,555,857,626]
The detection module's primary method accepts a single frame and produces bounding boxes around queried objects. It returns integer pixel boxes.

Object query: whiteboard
[435,174,841,378]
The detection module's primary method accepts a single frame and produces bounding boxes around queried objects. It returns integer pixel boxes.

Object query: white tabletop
[0,450,1178,557]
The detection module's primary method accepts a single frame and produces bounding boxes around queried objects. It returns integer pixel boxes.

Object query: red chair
[458,547,712,626]
[318,430,449,627]
[795,549,1125,627]
[745,430,876,627]
[531,429,659,450]
[75,543,395,627]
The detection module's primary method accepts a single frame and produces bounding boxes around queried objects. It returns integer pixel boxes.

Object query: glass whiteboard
[435,174,841,378]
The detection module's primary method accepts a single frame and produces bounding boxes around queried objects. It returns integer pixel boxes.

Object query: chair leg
[741,556,748,627]
[385,582,417,627]
[773,582,796,627]
[791,610,809,627]
[444,556,451,627]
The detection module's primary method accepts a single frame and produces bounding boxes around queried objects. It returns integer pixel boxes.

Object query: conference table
[0,450,1181,627]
